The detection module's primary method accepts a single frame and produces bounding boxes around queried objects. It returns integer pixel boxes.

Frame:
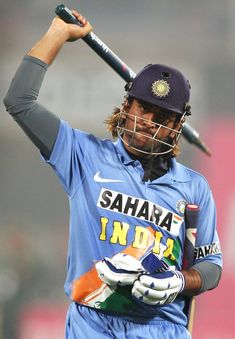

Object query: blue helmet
[126,64,191,115]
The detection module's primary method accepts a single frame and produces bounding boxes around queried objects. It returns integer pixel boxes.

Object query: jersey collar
[114,138,136,165]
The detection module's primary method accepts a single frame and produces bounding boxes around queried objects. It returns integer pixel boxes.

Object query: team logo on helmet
[151,80,170,98]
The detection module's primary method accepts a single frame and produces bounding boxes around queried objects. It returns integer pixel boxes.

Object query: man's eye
[138,105,144,112]
[140,105,149,112]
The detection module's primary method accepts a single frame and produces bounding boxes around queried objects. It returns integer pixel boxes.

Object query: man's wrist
[27,31,67,65]
[181,268,203,296]
[45,24,70,44]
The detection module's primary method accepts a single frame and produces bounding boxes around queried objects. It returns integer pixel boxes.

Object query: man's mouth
[135,127,156,138]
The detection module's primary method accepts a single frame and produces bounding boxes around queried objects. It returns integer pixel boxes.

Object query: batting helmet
[125,64,191,115]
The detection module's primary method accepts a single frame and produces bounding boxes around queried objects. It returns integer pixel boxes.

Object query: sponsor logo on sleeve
[194,241,222,259]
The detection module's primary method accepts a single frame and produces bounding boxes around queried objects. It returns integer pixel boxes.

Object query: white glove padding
[132,270,185,306]
[95,253,144,286]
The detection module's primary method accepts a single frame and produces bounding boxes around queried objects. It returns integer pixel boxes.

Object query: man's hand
[48,10,92,42]
[95,253,144,287]
[95,252,188,306]
[28,10,92,65]
[132,270,185,306]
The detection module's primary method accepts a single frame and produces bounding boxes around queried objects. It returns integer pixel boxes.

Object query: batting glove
[95,253,144,286]
[141,252,170,273]
[132,270,185,306]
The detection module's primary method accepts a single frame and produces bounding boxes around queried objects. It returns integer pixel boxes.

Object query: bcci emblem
[151,80,170,98]
[176,199,187,215]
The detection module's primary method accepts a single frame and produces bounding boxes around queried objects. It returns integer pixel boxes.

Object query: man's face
[121,99,181,157]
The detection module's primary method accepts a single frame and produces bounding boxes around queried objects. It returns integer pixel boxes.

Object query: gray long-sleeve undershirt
[4,55,60,159]
[3,55,222,293]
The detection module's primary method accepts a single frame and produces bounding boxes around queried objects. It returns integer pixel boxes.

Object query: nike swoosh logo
[94,171,124,183]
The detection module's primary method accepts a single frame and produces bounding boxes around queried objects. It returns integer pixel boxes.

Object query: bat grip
[185,204,199,231]
[55,4,92,46]
[55,4,83,26]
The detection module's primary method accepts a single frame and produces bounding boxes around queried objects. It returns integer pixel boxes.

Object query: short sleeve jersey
[44,120,222,326]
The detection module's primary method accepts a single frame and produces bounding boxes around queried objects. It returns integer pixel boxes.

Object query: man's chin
[123,134,173,155]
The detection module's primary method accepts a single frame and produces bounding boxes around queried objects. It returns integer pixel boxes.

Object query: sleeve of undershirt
[192,261,222,294]
[3,55,60,159]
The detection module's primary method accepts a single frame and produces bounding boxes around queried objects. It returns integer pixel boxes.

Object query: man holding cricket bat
[4,8,222,339]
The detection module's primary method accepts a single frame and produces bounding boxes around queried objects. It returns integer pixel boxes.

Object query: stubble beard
[123,130,174,156]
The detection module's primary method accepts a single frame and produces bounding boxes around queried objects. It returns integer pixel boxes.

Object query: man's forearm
[27,13,92,65]
[182,262,222,297]
[4,11,93,157]
[27,25,68,65]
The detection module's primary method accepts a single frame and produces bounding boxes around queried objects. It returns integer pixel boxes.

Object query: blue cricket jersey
[44,120,222,326]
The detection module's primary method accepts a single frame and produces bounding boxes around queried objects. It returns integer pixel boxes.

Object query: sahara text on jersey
[97,188,183,235]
